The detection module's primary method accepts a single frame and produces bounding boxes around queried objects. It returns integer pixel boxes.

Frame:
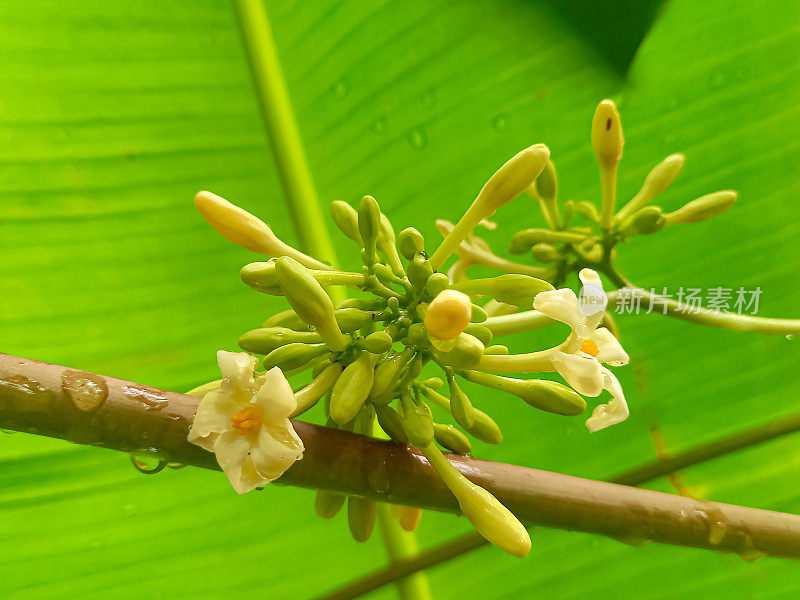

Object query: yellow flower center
[580,339,600,357]
[231,406,262,435]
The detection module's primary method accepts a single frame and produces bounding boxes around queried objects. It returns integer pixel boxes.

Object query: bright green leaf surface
[1,0,799,598]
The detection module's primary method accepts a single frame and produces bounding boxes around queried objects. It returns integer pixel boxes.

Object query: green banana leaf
[1,0,798,598]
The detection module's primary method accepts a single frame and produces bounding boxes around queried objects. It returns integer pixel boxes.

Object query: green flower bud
[375,404,409,443]
[425,272,450,298]
[315,490,346,519]
[398,227,425,261]
[407,253,433,290]
[406,323,430,348]
[484,344,509,355]
[643,153,685,197]
[464,324,493,346]
[453,274,554,307]
[531,242,559,263]
[348,494,377,542]
[429,145,550,271]
[337,297,385,311]
[195,191,330,270]
[377,213,405,275]
[624,206,665,235]
[463,371,586,416]
[263,342,329,371]
[364,331,393,354]
[358,195,381,261]
[422,443,529,556]
[561,199,574,225]
[263,308,308,330]
[293,363,343,416]
[330,200,362,244]
[509,228,588,254]
[434,423,472,454]
[399,390,435,447]
[421,377,444,389]
[591,99,624,169]
[329,352,376,425]
[420,387,502,444]
[533,159,558,203]
[616,153,685,221]
[433,333,484,369]
[334,308,377,332]
[664,190,737,225]
[447,372,474,428]
[574,200,600,223]
[240,260,281,294]
[275,256,349,351]
[239,327,322,354]
[470,304,488,323]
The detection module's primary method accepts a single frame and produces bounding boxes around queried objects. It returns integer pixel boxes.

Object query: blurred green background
[1,0,799,598]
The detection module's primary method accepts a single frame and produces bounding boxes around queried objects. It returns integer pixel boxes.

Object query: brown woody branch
[1,353,799,560]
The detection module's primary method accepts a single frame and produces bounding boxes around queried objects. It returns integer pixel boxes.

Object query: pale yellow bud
[194,191,331,270]
[591,99,624,169]
[478,144,551,213]
[424,290,472,340]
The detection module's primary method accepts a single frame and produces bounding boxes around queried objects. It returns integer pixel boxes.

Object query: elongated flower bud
[329,353,375,425]
[447,372,474,428]
[293,363,343,416]
[591,100,624,169]
[195,191,330,270]
[425,290,472,340]
[434,423,471,454]
[243,261,365,294]
[315,490,346,519]
[429,145,550,270]
[464,324,492,346]
[358,195,381,262]
[422,444,530,556]
[275,256,349,351]
[348,496,376,542]
[617,153,685,220]
[533,159,558,203]
[509,228,587,254]
[531,242,559,263]
[625,206,665,235]
[330,200,362,243]
[239,327,322,354]
[375,404,409,443]
[420,386,502,444]
[369,349,413,403]
[263,342,329,371]
[664,190,737,225]
[463,371,586,415]
[377,213,405,275]
[453,274,554,307]
[399,390,435,447]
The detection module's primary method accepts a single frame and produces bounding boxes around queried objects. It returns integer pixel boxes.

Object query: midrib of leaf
[231,0,340,270]
[230,3,430,599]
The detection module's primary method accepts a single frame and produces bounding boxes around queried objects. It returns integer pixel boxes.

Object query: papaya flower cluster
[187,142,630,558]
[446,99,738,297]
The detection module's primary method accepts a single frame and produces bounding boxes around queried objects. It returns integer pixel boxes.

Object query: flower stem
[376,505,433,600]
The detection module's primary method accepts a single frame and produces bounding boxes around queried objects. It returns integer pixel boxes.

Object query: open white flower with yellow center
[533,268,630,432]
[188,351,304,493]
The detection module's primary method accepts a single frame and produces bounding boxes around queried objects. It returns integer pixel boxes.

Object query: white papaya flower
[533,269,629,431]
[188,351,304,493]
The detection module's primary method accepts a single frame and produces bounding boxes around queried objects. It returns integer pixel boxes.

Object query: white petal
[578,269,608,329]
[533,289,588,337]
[218,350,257,402]
[254,367,297,422]
[585,368,630,432]
[213,430,264,494]
[250,421,304,481]
[592,327,629,366]
[550,351,603,396]
[187,390,237,451]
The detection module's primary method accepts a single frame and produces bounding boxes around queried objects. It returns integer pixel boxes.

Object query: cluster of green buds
[446,99,737,292]
[193,143,606,557]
